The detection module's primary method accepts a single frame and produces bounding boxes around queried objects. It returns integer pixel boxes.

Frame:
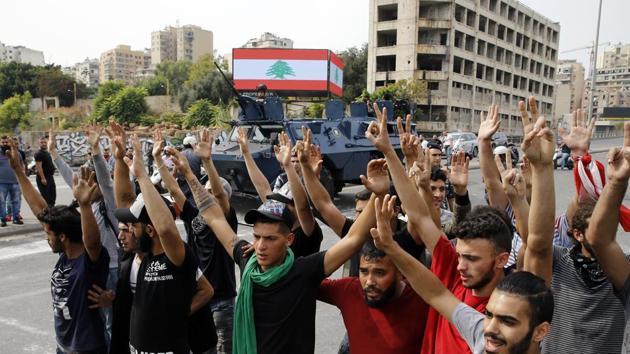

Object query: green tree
[178,71,234,111]
[0,62,39,103]
[266,60,295,79]
[187,54,215,84]
[108,87,148,124]
[337,44,368,103]
[93,80,126,122]
[305,103,325,118]
[155,60,192,96]
[35,65,87,106]
[0,92,32,132]
[139,75,168,96]
[371,79,427,102]
[183,99,230,129]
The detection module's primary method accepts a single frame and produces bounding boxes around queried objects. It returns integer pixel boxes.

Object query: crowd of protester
[6,95,630,354]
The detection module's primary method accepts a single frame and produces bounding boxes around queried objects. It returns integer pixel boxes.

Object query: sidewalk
[0,220,43,238]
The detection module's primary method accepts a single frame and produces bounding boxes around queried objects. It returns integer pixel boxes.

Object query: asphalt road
[0,137,628,354]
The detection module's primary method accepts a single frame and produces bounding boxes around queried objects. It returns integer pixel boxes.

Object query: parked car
[443,132,478,158]
[491,132,509,148]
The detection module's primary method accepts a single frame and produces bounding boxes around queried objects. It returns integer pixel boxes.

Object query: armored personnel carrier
[211,94,414,197]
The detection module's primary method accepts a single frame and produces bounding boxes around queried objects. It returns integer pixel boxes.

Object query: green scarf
[233,248,295,354]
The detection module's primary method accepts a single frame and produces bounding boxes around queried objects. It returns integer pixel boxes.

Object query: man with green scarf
[169,147,388,354]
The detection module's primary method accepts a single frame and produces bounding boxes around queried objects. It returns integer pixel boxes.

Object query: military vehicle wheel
[320,166,336,197]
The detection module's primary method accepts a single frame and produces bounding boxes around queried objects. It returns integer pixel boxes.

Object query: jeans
[560,152,570,169]
[100,267,117,351]
[205,297,234,354]
[0,183,20,219]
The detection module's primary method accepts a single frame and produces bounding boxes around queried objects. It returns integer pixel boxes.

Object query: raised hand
[86,125,103,153]
[152,129,165,159]
[236,127,250,155]
[165,146,191,175]
[130,135,147,178]
[449,151,470,194]
[607,122,630,183]
[370,194,398,251]
[520,156,532,188]
[501,168,526,200]
[47,128,57,156]
[519,96,540,138]
[108,121,127,160]
[560,109,596,156]
[398,115,419,161]
[360,158,390,196]
[273,132,293,167]
[297,126,323,177]
[366,103,393,152]
[521,110,555,167]
[478,105,500,141]
[195,128,213,160]
[73,166,98,206]
[7,138,24,172]
[409,148,432,191]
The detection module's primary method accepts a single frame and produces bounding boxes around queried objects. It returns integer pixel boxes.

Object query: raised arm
[236,127,272,202]
[496,154,529,243]
[298,127,346,236]
[449,151,472,226]
[398,115,419,173]
[73,167,102,262]
[48,129,74,188]
[323,158,390,275]
[275,132,316,235]
[478,105,510,210]
[371,193,461,320]
[521,97,556,285]
[586,122,630,291]
[367,104,442,252]
[152,129,186,207]
[168,146,240,260]
[408,149,441,230]
[108,122,135,208]
[131,135,185,266]
[88,126,116,212]
[8,139,48,217]
[196,128,230,215]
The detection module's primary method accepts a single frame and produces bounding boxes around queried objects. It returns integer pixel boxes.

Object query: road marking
[0,316,49,336]
[0,240,49,261]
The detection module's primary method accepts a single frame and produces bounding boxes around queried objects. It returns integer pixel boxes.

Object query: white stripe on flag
[233,59,328,80]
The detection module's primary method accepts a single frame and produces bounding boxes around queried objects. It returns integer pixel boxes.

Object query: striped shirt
[617,276,630,353]
[542,246,627,354]
[504,204,522,268]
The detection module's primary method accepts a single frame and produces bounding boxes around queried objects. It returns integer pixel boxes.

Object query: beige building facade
[584,44,630,120]
[367,0,559,135]
[554,59,584,124]
[242,32,294,49]
[151,25,213,65]
[99,45,149,84]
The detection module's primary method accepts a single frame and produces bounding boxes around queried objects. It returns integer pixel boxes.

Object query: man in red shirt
[366,104,514,354]
[318,237,429,354]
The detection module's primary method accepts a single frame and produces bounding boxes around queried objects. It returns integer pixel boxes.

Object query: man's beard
[466,261,496,291]
[485,325,535,354]
[137,226,152,253]
[363,282,397,308]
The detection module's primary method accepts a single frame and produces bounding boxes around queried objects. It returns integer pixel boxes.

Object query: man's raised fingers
[519,101,530,126]
[528,96,539,119]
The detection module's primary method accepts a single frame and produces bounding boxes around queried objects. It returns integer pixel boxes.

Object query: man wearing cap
[172,144,388,354]
[155,128,237,354]
[113,133,201,354]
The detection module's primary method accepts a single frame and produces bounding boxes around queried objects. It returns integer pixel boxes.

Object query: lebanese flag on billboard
[232,48,344,97]
[329,52,344,97]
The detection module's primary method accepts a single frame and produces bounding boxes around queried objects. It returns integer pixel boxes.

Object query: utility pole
[587,0,603,122]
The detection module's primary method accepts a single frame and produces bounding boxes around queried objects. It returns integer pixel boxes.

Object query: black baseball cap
[244,199,294,228]
[114,193,176,224]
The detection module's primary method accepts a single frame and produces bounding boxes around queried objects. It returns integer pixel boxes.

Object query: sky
[1,0,629,73]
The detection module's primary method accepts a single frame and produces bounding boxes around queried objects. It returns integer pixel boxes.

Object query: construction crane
[561,42,612,54]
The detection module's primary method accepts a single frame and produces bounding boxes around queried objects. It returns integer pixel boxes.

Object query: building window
[377,4,398,21]
[377,30,397,47]
[417,54,443,71]
[376,55,396,72]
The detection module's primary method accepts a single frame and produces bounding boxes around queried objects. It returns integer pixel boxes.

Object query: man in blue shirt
[0,136,22,226]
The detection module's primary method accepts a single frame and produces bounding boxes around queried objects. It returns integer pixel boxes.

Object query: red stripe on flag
[329,53,345,69]
[330,84,343,97]
[233,48,329,60]
[234,79,328,91]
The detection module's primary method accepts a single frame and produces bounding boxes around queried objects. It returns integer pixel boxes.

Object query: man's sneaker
[4,215,10,222]
[1,220,6,227]
[12,219,23,225]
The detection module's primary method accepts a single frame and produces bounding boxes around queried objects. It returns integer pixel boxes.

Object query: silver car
[443,132,478,158]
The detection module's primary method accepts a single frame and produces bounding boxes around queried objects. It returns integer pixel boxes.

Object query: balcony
[414,70,448,81]
[416,44,448,55]
[417,18,451,28]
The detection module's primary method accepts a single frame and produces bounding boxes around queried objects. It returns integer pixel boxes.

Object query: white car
[443,132,478,158]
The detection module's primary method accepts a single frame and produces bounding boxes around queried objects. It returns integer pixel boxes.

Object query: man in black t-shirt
[7,143,109,354]
[172,145,391,354]
[35,136,56,206]
[114,134,202,354]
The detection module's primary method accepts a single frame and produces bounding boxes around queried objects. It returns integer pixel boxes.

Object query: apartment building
[151,24,213,65]
[64,58,100,88]
[0,42,45,66]
[99,45,149,84]
[367,0,559,135]
[554,59,584,123]
[242,32,294,49]
[584,44,630,119]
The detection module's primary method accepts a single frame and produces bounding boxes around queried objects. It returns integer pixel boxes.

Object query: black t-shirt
[52,249,110,352]
[181,200,238,300]
[233,239,327,354]
[130,244,198,354]
[290,223,323,258]
[341,217,430,277]
[34,149,55,176]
